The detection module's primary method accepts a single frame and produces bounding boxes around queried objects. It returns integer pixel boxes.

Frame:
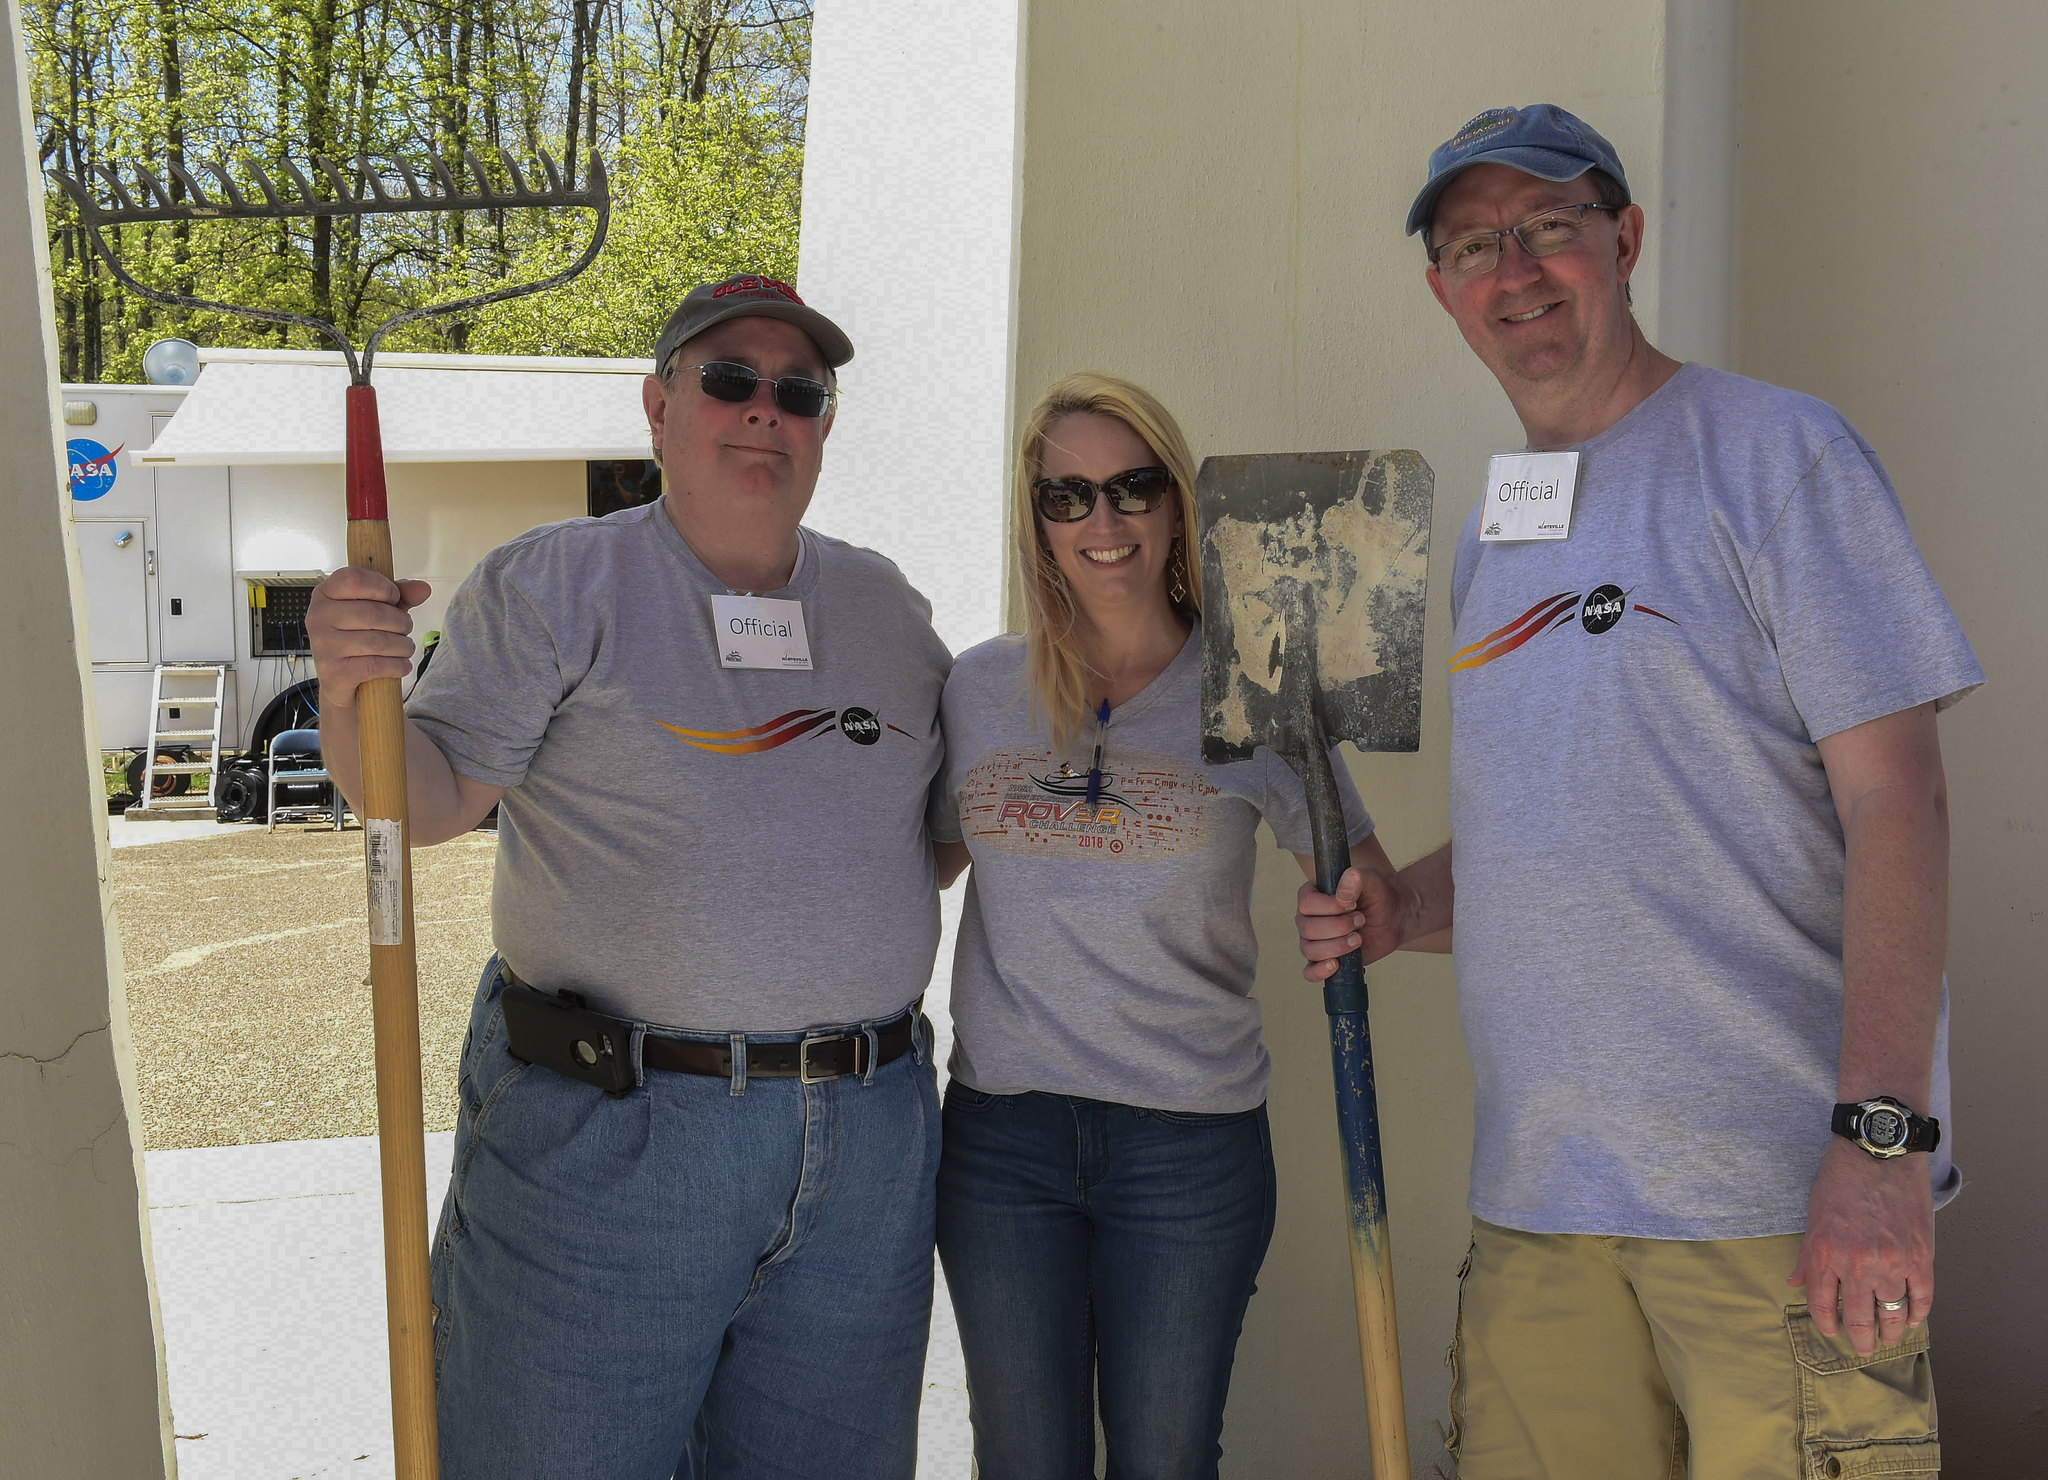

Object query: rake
[49,148,610,1480]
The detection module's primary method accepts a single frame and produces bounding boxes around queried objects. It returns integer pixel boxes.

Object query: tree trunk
[155,0,189,288]
[564,0,588,187]
[306,0,341,324]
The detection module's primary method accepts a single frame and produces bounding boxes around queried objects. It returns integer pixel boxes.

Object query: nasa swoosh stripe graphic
[659,708,838,754]
[1450,590,1580,664]
[1449,590,1582,672]
[661,707,831,741]
[1452,585,1685,673]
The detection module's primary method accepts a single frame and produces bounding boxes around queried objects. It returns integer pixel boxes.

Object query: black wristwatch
[1832,1097,1941,1159]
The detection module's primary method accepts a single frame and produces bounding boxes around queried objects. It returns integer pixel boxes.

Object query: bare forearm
[1394,843,1456,951]
[1836,785,1947,1106]
[316,690,497,846]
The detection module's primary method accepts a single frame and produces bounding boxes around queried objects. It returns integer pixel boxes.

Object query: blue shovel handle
[1302,741,1411,1476]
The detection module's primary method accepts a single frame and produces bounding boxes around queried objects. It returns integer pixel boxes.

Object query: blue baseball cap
[1406,104,1629,238]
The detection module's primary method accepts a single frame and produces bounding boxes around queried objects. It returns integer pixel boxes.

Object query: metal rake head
[47,149,610,381]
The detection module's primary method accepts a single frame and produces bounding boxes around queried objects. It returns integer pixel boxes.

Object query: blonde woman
[930,374,1394,1478]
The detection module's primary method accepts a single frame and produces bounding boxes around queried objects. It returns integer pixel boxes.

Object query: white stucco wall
[0,0,175,1468]
[795,0,1023,658]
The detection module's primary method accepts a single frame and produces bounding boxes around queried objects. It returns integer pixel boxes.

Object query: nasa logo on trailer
[68,438,122,501]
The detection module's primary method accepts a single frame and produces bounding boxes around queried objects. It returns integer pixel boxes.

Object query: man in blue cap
[1297,105,1980,1476]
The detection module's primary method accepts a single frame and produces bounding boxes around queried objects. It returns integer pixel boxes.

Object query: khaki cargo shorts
[1445,1218,1939,1480]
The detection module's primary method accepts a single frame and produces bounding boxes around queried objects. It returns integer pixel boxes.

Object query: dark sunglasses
[1033,465,1175,523]
[669,359,835,418]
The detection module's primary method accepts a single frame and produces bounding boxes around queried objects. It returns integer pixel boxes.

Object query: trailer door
[75,519,150,664]
[154,463,236,661]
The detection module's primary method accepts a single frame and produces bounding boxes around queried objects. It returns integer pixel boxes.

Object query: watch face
[1865,1108,1907,1148]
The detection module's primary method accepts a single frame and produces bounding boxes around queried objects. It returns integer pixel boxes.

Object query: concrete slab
[146,1134,973,1479]
[108,811,251,848]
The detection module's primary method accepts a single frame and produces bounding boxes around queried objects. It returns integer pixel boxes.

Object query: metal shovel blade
[1197,449,1432,764]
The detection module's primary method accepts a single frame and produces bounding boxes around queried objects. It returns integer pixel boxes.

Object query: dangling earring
[1168,538,1189,607]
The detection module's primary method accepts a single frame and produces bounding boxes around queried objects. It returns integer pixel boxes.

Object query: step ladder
[127,663,227,821]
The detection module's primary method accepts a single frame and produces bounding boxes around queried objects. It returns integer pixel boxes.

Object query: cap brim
[663,300,855,370]
[1405,145,1607,237]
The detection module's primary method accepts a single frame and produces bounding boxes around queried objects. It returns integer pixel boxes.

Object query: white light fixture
[142,337,202,386]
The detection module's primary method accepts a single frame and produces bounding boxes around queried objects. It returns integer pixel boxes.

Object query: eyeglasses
[1428,203,1619,278]
[667,359,835,418]
[1033,466,1175,523]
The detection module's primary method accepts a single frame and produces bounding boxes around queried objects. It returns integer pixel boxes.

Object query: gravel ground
[113,826,497,1150]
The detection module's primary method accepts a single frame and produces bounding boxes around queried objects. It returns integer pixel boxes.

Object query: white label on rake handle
[365,818,406,947]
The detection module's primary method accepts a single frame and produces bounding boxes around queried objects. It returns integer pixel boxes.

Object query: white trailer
[68,347,655,761]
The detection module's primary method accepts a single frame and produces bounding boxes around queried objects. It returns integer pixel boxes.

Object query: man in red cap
[311,273,963,1479]
[1299,107,1980,1477]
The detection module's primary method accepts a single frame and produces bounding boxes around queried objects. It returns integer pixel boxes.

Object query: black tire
[125,747,193,799]
[215,762,269,823]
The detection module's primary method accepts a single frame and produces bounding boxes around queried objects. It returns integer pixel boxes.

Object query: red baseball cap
[653,272,854,373]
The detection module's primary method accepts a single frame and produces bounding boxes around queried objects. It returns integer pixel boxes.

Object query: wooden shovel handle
[347,501,439,1473]
[1327,979,1410,1477]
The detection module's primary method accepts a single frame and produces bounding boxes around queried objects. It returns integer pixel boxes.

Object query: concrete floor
[145,1135,973,1480]
[115,821,973,1477]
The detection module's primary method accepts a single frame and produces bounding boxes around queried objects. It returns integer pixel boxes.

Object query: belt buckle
[799,1033,853,1084]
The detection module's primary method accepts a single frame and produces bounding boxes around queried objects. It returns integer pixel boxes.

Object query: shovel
[1197,448,1432,1477]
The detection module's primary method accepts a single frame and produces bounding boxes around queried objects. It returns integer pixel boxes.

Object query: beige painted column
[0,1,176,1472]
[1736,2,2048,1463]
[1008,3,1715,1472]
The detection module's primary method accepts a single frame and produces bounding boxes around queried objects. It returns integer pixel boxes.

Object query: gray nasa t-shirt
[933,627,1373,1113]
[1448,363,1982,1240]
[409,499,951,1031]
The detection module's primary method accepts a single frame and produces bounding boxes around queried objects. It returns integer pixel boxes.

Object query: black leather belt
[499,966,916,1085]
[641,1019,915,1081]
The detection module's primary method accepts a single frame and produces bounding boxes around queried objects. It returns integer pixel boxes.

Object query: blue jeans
[935,1085,1277,1480]
[430,959,942,1480]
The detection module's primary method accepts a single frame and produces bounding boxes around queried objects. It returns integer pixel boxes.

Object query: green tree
[25,0,811,377]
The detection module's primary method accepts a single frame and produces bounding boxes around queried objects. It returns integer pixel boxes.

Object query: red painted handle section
[346,383,390,522]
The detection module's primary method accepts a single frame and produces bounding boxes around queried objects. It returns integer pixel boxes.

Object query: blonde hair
[1014,372,1202,750]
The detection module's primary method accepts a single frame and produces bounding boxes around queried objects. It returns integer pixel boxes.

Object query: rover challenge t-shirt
[932,628,1373,1113]
[409,498,951,1031]
[1447,363,1983,1239]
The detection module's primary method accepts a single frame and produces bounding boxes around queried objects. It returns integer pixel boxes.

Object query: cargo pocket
[1787,1305,1940,1478]
[1439,1240,1477,1469]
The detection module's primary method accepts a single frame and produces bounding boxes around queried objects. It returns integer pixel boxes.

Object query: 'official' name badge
[1479,450,1580,542]
[711,593,812,670]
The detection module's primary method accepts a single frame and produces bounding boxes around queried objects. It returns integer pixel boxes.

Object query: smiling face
[641,314,833,545]
[1034,411,1183,625]
[1424,162,1644,395]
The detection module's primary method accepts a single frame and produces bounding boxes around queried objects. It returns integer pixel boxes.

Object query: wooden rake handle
[345,384,440,1480]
